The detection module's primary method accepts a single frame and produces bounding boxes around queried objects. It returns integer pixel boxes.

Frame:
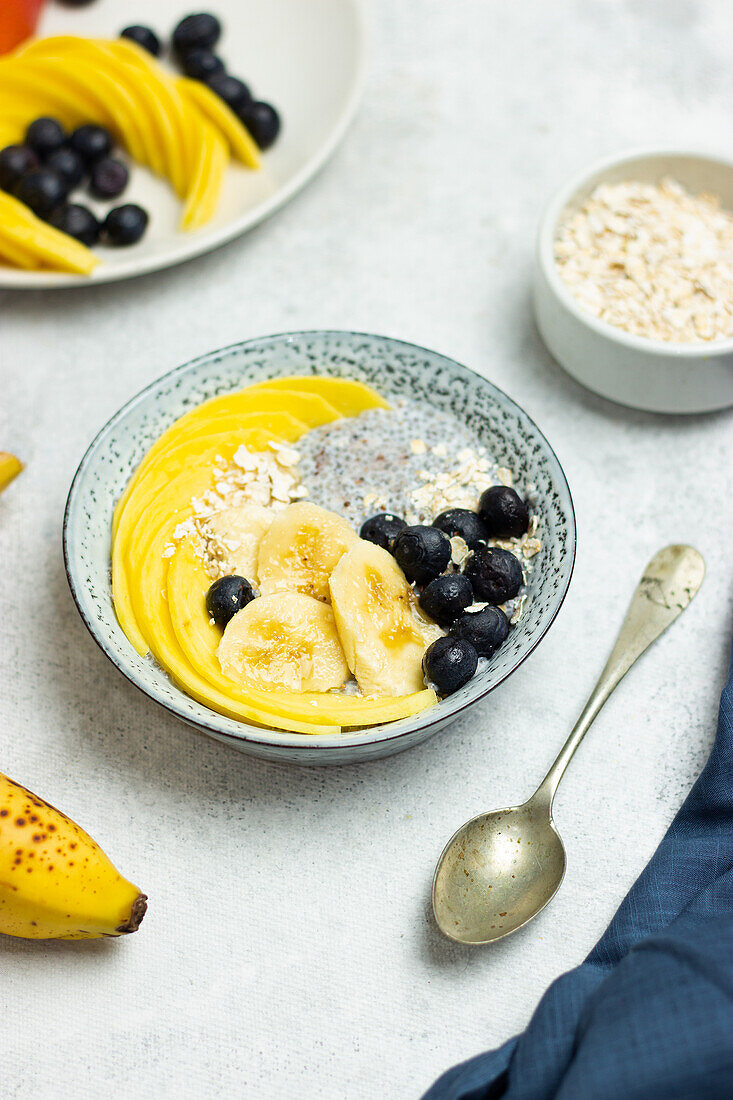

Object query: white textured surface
[1,2,732,1097]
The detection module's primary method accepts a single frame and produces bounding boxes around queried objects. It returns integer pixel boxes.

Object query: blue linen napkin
[425,640,733,1100]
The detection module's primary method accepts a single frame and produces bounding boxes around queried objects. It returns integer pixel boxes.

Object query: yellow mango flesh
[177,78,261,168]
[182,120,229,230]
[0,193,98,275]
[245,377,391,416]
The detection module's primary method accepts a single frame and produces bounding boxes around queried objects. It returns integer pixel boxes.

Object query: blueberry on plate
[464,546,523,605]
[25,117,66,160]
[70,124,114,164]
[89,157,129,199]
[393,525,451,586]
[419,574,473,628]
[450,605,509,657]
[48,204,101,247]
[423,636,478,695]
[102,203,149,246]
[478,485,530,539]
[206,574,256,628]
[0,145,39,192]
[237,101,281,149]
[172,12,222,56]
[120,25,162,57]
[182,48,225,80]
[360,513,407,551]
[204,72,252,113]
[13,169,66,217]
[433,507,489,551]
[45,146,85,191]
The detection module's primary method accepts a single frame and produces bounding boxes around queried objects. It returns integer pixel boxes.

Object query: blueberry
[89,157,129,199]
[70,124,114,164]
[449,605,509,657]
[172,12,222,56]
[14,169,66,217]
[360,513,406,551]
[206,574,256,628]
[393,525,451,586]
[25,117,66,159]
[423,636,478,695]
[419,574,473,627]
[45,147,85,191]
[478,485,530,539]
[238,100,281,149]
[433,508,489,551]
[182,48,224,79]
[102,203,149,246]
[120,25,162,56]
[204,72,251,113]
[48,204,101,247]
[464,546,523,605]
[0,145,39,192]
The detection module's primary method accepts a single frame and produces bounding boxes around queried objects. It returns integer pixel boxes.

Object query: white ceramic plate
[1,0,366,289]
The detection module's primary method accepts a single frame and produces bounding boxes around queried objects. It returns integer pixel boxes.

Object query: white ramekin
[533,149,733,414]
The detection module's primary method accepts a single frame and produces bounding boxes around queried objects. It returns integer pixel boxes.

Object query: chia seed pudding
[296,400,542,624]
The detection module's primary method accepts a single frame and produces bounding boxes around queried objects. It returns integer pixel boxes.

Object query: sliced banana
[202,504,274,582]
[257,502,358,602]
[329,540,442,697]
[217,592,349,693]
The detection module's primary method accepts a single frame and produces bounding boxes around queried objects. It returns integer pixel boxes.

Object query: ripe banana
[0,772,146,940]
[203,504,274,581]
[330,540,442,696]
[258,502,359,602]
[218,592,349,692]
[0,452,23,494]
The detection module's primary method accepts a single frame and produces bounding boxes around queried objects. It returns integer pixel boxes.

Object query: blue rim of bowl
[62,330,577,754]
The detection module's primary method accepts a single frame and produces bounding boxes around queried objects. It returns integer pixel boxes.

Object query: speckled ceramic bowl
[63,332,576,765]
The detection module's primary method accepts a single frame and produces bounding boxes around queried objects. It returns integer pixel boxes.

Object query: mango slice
[246,377,391,416]
[181,119,229,230]
[0,232,38,269]
[0,193,98,274]
[177,78,261,169]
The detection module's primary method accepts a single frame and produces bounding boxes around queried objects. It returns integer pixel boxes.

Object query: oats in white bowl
[555,177,733,343]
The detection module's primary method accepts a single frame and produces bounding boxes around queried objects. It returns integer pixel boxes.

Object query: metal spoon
[432,544,705,945]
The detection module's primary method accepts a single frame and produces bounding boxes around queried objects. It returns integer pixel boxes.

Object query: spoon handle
[533,545,705,809]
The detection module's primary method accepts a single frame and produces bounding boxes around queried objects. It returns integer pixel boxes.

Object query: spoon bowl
[433,802,567,944]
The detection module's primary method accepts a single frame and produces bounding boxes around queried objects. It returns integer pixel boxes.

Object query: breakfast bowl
[534,149,733,414]
[63,331,575,766]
